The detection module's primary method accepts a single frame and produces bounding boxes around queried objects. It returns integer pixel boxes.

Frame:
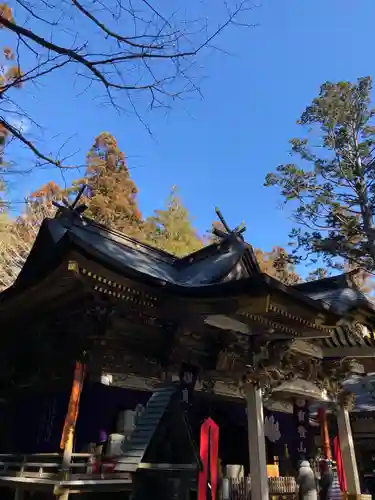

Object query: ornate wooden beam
[323,346,375,358]
[290,339,323,359]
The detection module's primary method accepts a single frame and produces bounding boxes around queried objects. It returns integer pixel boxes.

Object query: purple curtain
[6,383,151,453]
[6,383,296,455]
[75,383,151,448]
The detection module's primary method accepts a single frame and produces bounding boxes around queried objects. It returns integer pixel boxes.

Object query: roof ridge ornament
[213,207,262,275]
[212,207,246,241]
[52,184,89,221]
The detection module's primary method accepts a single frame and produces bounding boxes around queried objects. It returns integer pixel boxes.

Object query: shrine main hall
[0,202,375,500]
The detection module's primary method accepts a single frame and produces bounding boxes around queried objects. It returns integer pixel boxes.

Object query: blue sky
[5,0,375,273]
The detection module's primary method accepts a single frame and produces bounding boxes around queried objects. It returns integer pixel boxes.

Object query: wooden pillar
[318,408,332,460]
[61,425,74,479]
[57,361,86,500]
[245,384,269,500]
[317,408,333,500]
[336,406,360,495]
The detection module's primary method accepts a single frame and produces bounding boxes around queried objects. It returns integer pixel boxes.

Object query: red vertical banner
[60,361,86,450]
[210,419,219,500]
[198,418,219,500]
[333,436,347,493]
[198,419,209,500]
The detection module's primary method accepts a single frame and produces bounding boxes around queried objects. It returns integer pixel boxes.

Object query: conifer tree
[306,268,329,282]
[255,247,301,285]
[145,186,203,256]
[265,77,375,274]
[72,132,142,236]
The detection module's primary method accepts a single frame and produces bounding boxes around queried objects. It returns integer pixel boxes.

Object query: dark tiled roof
[8,211,258,295]
[0,210,346,335]
[320,325,375,350]
[294,273,375,354]
[294,273,374,315]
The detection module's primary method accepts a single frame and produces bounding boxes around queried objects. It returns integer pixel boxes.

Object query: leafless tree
[0,199,56,290]
[0,0,254,168]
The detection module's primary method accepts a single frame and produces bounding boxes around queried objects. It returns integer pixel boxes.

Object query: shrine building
[0,201,374,500]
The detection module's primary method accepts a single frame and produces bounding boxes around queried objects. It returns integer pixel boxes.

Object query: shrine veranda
[1,203,375,499]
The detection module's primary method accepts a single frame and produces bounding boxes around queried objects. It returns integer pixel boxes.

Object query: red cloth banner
[198,419,209,500]
[333,435,347,492]
[198,418,219,500]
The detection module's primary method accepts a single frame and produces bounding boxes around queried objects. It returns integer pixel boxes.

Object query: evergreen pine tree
[144,186,203,256]
[255,247,301,285]
[265,77,375,274]
[72,132,142,236]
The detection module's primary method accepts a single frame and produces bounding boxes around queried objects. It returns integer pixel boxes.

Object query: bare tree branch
[0,0,254,168]
[0,116,61,166]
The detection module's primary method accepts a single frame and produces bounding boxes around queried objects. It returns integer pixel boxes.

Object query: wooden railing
[0,452,92,476]
[0,453,132,496]
[0,456,299,499]
[229,477,298,500]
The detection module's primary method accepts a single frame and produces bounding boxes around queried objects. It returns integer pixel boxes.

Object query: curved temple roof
[294,272,375,356]
[1,208,375,355]
[2,208,375,412]
[0,209,338,324]
[8,210,257,294]
[294,272,375,316]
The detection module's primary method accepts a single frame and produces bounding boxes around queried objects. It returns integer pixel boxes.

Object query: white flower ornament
[264,415,281,443]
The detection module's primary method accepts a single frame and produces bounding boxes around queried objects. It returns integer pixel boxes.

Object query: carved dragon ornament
[240,340,357,407]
